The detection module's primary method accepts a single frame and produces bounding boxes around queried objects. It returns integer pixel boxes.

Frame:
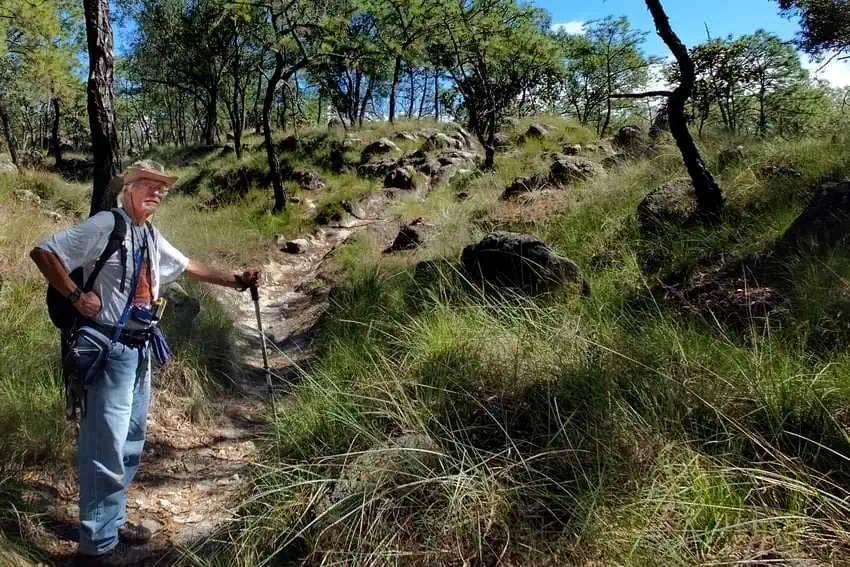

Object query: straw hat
[112,160,178,193]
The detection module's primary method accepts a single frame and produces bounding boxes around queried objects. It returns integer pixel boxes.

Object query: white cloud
[551,21,585,36]
[802,52,850,88]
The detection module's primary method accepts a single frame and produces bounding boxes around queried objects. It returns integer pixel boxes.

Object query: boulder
[279,237,308,254]
[493,132,509,151]
[778,181,850,252]
[341,200,367,219]
[454,126,473,145]
[500,174,549,200]
[358,158,399,179]
[760,164,802,179]
[601,153,627,169]
[361,138,400,163]
[163,282,201,325]
[279,135,299,152]
[524,123,549,139]
[384,219,427,253]
[612,125,643,154]
[12,190,41,205]
[501,116,521,129]
[384,166,418,190]
[0,159,18,174]
[460,232,581,294]
[549,155,605,185]
[421,132,462,152]
[717,146,745,172]
[331,434,442,503]
[563,144,582,156]
[395,131,418,142]
[289,170,327,191]
[637,178,699,229]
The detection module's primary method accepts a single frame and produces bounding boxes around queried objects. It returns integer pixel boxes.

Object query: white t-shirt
[38,208,189,328]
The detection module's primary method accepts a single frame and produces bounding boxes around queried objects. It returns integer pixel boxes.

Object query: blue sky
[539,0,799,55]
[540,0,850,86]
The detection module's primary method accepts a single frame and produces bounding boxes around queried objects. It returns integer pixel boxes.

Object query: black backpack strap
[83,209,128,293]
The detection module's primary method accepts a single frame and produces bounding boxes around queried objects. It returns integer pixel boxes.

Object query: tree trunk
[264,52,286,213]
[0,95,19,168]
[758,84,767,136]
[417,77,428,119]
[601,59,612,135]
[316,90,323,126]
[51,95,63,166]
[389,55,402,123]
[359,76,373,127]
[84,0,122,216]
[434,67,440,122]
[645,0,723,220]
[203,88,218,146]
[407,68,415,118]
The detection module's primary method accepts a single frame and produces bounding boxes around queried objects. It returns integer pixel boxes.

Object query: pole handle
[250,283,259,302]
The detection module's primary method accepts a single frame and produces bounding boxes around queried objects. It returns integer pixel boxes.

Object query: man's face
[128,180,169,216]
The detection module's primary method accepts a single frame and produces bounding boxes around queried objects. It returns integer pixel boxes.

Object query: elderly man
[30,160,260,564]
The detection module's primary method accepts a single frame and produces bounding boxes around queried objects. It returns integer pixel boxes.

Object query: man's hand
[235,268,261,291]
[74,291,102,319]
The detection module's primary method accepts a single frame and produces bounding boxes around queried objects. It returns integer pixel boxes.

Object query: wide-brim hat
[112,159,178,193]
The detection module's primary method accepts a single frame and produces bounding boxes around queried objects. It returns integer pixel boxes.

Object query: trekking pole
[250,284,276,416]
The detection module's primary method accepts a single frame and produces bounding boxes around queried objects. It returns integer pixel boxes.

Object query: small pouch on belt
[71,326,111,386]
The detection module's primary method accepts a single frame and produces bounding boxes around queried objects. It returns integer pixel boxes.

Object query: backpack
[46,209,136,329]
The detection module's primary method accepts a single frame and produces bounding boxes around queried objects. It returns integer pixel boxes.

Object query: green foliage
[776,0,850,56]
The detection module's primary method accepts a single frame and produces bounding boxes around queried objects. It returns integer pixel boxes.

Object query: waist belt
[82,320,153,348]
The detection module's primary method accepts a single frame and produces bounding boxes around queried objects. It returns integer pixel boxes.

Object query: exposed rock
[612,125,644,154]
[278,237,308,254]
[493,132,509,151]
[358,158,399,179]
[500,174,549,201]
[163,282,201,325]
[395,131,418,142]
[12,189,41,205]
[279,135,299,152]
[563,143,582,156]
[289,170,327,191]
[341,200,367,219]
[718,146,745,172]
[650,105,670,138]
[21,150,45,168]
[221,143,235,154]
[41,211,63,223]
[0,159,18,174]
[549,155,605,185]
[361,138,400,163]
[601,153,627,169]
[760,164,802,179]
[384,166,418,190]
[524,123,549,139]
[778,181,850,252]
[454,126,473,145]
[637,178,699,229]
[331,434,442,502]
[421,132,462,152]
[501,116,521,129]
[460,232,581,294]
[384,219,428,253]
[456,191,470,201]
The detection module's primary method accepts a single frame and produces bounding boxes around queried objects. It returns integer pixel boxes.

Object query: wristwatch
[67,288,82,304]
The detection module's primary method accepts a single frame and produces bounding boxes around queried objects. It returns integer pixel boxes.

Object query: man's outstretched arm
[184,259,260,290]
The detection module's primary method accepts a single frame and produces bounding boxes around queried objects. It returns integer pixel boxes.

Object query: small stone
[42,211,63,223]
[282,238,308,254]
[141,518,163,534]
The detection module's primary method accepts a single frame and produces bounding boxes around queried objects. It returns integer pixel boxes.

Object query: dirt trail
[20,209,392,566]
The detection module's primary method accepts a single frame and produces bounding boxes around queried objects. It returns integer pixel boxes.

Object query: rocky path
[18,208,391,566]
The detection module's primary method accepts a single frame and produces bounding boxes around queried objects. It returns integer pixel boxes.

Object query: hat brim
[123,167,178,187]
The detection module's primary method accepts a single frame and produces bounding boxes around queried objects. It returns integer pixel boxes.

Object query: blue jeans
[76,328,151,556]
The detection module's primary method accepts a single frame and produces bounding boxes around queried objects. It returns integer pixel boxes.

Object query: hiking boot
[118,521,152,545]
